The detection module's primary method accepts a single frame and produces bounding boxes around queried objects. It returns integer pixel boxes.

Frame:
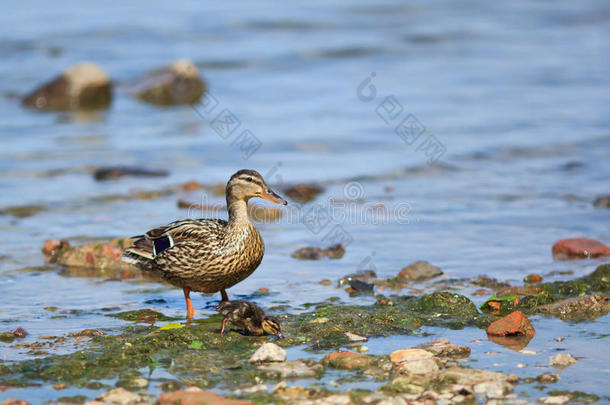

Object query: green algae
[107,309,178,323]
[547,390,600,404]
[2,265,608,396]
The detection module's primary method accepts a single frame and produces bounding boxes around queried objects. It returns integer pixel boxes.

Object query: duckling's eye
[247,177,252,182]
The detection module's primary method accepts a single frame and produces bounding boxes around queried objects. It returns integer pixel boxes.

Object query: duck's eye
[247,177,252,182]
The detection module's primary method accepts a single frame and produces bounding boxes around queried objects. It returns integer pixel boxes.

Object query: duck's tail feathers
[121,235,155,267]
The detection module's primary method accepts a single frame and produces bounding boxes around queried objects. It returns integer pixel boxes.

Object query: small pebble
[555,336,565,342]
[344,332,368,343]
[549,353,577,369]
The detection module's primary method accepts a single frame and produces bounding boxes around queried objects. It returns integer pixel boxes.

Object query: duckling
[216,300,283,338]
[122,169,287,318]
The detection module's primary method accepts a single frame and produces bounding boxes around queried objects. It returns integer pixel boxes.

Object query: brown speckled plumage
[216,300,282,337]
[122,169,287,317]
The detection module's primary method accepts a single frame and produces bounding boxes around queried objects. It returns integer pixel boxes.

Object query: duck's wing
[123,218,228,262]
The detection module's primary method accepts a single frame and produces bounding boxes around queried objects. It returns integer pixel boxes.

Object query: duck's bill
[258,189,288,205]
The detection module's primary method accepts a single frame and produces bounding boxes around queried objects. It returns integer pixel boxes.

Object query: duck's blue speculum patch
[153,236,173,256]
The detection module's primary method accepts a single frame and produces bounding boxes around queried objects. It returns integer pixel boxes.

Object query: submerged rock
[131,59,205,105]
[549,353,577,369]
[93,166,169,181]
[487,311,535,338]
[537,293,610,321]
[321,351,372,370]
[593,195,610,208]
[0,204,46,218]
[539,396,570,405]
[397,260,443,282]
[536,373,560,384]
[283,184,324,203]
[258,361,320,378]
[291,247,325,260]
[249,343,286,363]
[338,270,377,286]
[552,237,610,259]
[291,244,346,260]
[22,62,111,110]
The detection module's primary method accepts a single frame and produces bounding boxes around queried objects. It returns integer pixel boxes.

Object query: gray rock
[249,342,287,362]
[549,353,577,369]
[131,59,205,105]
[398,261,443,282]
[22,62,111,111]
[258,360,319,378]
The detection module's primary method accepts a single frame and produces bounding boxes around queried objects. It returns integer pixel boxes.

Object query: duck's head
[226,169,287,205]
[262,316,284,338]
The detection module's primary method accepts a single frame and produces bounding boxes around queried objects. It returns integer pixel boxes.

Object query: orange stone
[321,351,371,370]
[487,310,535,338]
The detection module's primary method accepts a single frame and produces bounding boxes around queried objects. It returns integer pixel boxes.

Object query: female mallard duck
[122,169,287,318]
[216,300,283,338]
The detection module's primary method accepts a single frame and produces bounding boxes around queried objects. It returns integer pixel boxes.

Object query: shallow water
[1,0,610,403]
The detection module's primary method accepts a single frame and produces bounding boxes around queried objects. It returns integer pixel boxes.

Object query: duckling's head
[262,316,284,338]
[226,169,287,205]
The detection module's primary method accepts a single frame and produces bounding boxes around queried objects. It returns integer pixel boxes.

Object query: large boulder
[22,62,111,110]
[131,59,205,105]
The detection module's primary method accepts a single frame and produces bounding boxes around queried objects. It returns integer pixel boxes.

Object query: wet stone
[131,59,205,106]
[473,380,513,399]
[593,195,610,208]
[344,332,368,343]
[292,247,325,260]
[536,373,560,384]
[97,387,140,405]
[325,244,346,259]
[549,353,577,369]
[0,204,46,218]
[347,279,375,294]
[487,311,535,338]
[283,184,324,203]
[322,351,372,370]
[22,62,111,111]
[338,270,377,286]
[537,294,610,321]
[258,361,320,379]
[398,261,443,282]
[158,389,254,405]
[524,274,543,284]
[552,237,610,259]
[539,396,570,405]
[496,286,541,298]
[416,338,471,358]
[249,342,286,363]
[93,166,169,181]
